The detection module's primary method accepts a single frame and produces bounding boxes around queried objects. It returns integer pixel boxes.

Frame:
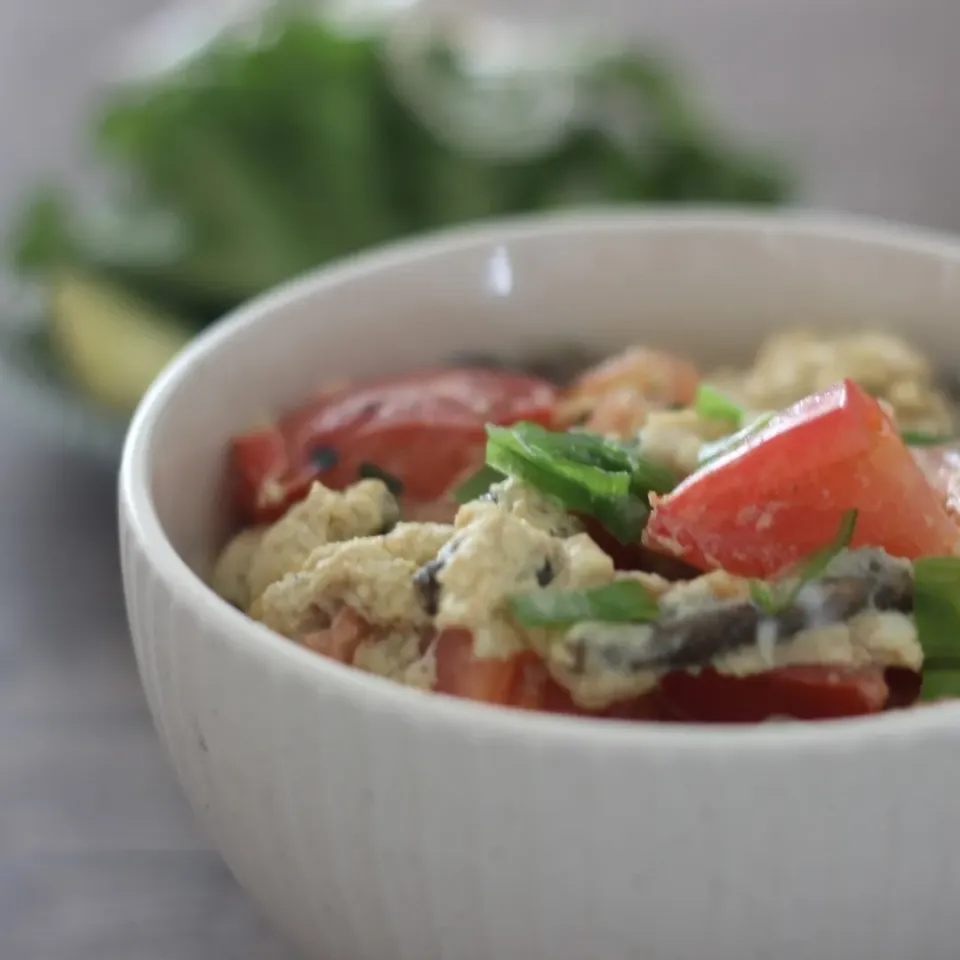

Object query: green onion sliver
[920,668,960,703]
[749,509,858,615]
[694,383,745,427]
[900,431,953,447]
[698,412,774,467]
[913,557,960,676]
[453,465,505,503]
[509,580,660,627]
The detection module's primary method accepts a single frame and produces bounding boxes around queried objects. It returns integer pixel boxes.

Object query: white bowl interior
[136,211,960,582]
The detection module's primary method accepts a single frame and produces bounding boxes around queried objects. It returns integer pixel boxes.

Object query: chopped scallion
[453,465,505,503]
[900,430,953,447]
[484,421,675,542]
[508,580,659,627]
[919,668,960,703]
[694,383,745,426]
[697,412,774,467]
[749,509,858,614]
[913,557,960,674]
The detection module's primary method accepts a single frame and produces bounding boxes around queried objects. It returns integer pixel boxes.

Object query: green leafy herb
[485,422,674,542]
[694,383,744,427]
[748,580,778,614]
[453,465,505,503]
[509,580,659,627]
[749,509,858,615]
[358,461,404,496]
[900,430,953,447]
[913,559,960,694]
[919,669,960,703]
[697,412,775,467]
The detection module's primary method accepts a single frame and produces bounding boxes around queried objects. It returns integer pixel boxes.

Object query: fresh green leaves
[913,556,960,701]
[484,422,675,542]
[694,383,744,427]
[749,509,858,615]
[509,580,659,627]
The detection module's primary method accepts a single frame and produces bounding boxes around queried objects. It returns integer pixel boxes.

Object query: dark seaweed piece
[310,445,339,471]
[413,556,444,616]
[536,559,556,587]
[564,554,914,676]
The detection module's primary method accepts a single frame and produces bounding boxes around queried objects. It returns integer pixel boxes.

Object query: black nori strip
[565,558,914,675]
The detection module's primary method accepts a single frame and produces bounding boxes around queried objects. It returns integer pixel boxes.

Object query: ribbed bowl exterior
[120,212,960,960]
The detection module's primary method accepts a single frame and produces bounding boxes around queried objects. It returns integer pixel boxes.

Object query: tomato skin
[299,608,370,664]
[657,666,890,722]
[644,379,960,578]
[433,630,526,705]
[231,369,557,524]
[433,630,896,721]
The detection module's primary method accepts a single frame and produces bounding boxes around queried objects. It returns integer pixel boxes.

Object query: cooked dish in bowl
[212,328,960,723]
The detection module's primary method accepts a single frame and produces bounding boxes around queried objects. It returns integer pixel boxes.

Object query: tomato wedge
[432,630,897,720]
[231,368,557,524]
[657,666,890,722]
[644,379,960,578]
[299,608,370,664]
[433,629,526,705]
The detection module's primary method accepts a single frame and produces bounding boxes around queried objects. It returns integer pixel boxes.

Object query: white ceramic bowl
[120,211,960,960]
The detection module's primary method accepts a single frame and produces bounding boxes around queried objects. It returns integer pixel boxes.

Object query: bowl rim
[120,206,960,754]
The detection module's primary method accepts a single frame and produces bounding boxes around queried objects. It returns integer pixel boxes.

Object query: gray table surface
[0,410,299,960]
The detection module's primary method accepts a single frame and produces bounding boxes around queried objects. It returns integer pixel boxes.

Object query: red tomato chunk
[231,369,557,524]
[644,379,960,578]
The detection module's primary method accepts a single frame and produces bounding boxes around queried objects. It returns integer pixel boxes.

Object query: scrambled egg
[212,474,923,710]
[212,478,399,611]
[258,522,453,639]
[434,492,613,658]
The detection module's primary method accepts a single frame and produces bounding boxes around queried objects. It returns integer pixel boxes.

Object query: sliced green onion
[788,509,858,591]
[900,430,953,447]
[487,427,632,501]
[749,509,858,614]
[749,580,778,615]
[697,412,774,467]
[485,422,668,542]
[913,557,960,671]
[919,668,960,703]
[627,457,676,497]
[496,422,675,495]
[694,383,745,426]
[453,465,505,503]
[357,462,404,496]
[535,426,635,473]
[591,495,651,543]
[508,580,659,627]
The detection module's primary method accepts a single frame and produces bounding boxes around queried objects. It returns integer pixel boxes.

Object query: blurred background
[2,0,959,957]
